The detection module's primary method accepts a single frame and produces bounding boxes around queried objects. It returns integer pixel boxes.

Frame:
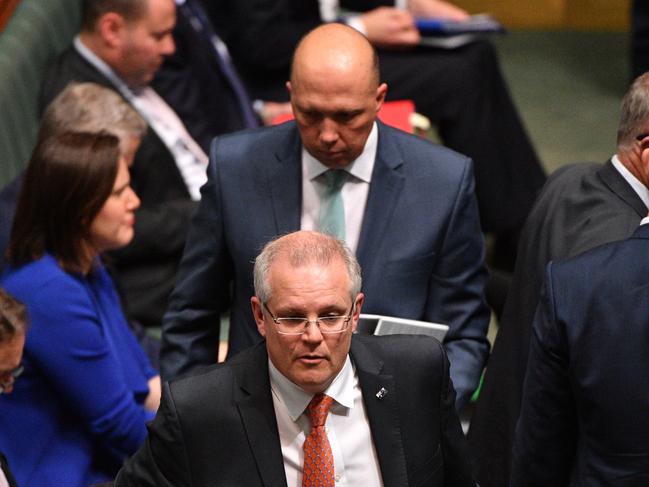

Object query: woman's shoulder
[1,254,86,303]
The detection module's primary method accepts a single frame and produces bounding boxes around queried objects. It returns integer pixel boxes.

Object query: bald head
[291,24,380,90]
[287,24,386,168]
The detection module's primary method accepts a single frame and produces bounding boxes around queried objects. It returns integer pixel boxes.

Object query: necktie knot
[307,393,334,428]
[323,169,347,192]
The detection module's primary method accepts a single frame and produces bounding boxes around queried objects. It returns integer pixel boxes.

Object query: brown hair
[0,288,28,342]
[7,132,120,274]
[81,0,148,32]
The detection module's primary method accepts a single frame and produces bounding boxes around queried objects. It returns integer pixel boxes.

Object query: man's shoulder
[166,343,266,399]
[552,223,649,281]
[527,159,641,255]
[209,121,299,161]
[352,334,446,368]
[542,161,604,193]
[380,123,469,163]
[40,45,114,110]
[377,123,472,183]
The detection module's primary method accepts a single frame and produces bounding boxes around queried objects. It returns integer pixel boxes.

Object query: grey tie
[319,169,348,240]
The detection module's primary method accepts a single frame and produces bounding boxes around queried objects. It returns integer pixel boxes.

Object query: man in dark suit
[151,0,292,154]
[117,231,474,486]
[160,23,490,410]
[39,0,202,328]
[510,222,649,485]
[468,73,649,486]
[201,0,546,261]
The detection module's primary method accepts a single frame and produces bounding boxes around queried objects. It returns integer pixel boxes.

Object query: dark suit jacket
[0,451,18,487]
[511,223,649,486]
[39,46,198,327]
[116,335,474,486]
[0,174,23,274]
[160,120,490,409]
[469,160,649,486]
[152,0,252,153]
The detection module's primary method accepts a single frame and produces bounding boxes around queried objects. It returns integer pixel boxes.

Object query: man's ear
[350,293,365,333]
[251,296,267,337]
[375,83,387,113]
[98,12,127,48]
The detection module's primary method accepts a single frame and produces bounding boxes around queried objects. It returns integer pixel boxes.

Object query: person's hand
[144,375,161,412]
[260,101,293,125]
[408,0,470,21]
[360,7,420,48]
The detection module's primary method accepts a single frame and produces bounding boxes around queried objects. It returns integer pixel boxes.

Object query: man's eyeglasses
[0,364,23,394]
[263,303,354,335]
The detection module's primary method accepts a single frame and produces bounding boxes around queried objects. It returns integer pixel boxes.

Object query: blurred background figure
[0,288,27,487]
[152,0,292,153]
[0,132,160,487]
[632,0,649,78]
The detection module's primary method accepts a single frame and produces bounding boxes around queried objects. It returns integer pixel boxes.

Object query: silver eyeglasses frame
[262,302,355,335]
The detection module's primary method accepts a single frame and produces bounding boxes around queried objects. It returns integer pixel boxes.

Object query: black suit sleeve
[437,344,476,487]
[160,144,233,380]
[115,382,192,487]
[510,263,577,486]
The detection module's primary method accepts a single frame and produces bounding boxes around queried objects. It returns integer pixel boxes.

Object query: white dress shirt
[269,357,383,487]
[300,123,377,253]
[73,37,208,200]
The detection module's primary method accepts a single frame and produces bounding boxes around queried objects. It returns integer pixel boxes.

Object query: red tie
[302,393,335,487]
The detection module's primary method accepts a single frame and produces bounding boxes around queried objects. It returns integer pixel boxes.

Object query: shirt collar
[611,154,649,209]
[303,122,378,183]
[269,355,356,422]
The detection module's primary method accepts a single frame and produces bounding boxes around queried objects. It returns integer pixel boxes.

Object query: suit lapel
[235,344,288,487]
[356,123,405,277]
[267,124,303,235]
[598,159,649,217]
[351,339,409,487]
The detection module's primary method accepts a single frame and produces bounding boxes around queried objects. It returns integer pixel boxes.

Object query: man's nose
[319,119,339,145]
[301,320,324,343]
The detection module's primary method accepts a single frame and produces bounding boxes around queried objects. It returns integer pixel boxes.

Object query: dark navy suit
[511,223,649,486]
[160,121,490,409]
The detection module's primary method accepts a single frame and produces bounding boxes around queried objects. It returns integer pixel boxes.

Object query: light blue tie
[319,169,347,240]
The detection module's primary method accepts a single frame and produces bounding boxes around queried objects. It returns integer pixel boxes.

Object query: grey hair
[253,231,362,303]
[0,288,28,342]
[40,82,147,153]
[617,72,649,148]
